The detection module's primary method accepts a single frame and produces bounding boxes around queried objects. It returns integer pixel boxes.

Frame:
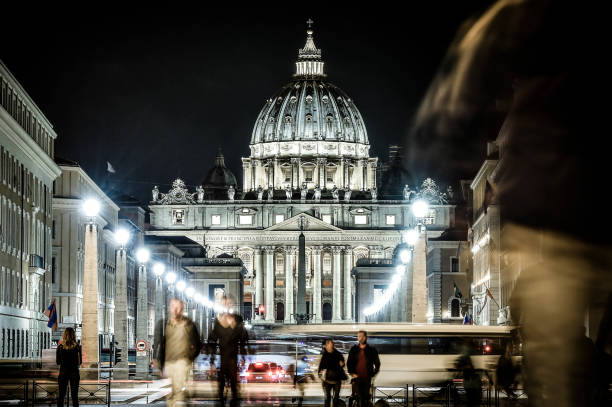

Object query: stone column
[267,159,274,189]
[312,246,322,323]
[82,222,99,367]
[254,247,263,320]
[332,246,343,322]
[412,230,427,322]
[343,249,353,321]
[264,247,275,322]
[155,276,164,333]
[284,247,296,323]
[362,159,368,190]
[318,158,327,188]
[251,160,257,191]
[136,262,149,377]
[344,159,350,189]
[114,248,129,377]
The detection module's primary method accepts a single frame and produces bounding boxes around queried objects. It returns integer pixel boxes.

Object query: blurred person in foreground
[410,1,611,405]
[56,327,82,407]
[347,330,380,407]
[318,338,347,407]
[153,298,201,407]
[207,295,249,407]
[455,340,481,407]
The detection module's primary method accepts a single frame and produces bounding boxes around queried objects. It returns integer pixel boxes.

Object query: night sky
[2,4,495,203]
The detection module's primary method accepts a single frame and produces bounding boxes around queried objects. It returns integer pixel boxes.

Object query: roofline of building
[0,60,58,138]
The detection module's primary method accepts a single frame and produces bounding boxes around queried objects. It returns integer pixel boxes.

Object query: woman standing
[56,327,82,407]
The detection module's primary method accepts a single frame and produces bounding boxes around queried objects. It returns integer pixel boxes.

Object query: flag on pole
[106,161,116,174]
[453,282,463,299]
[44,300,58,331]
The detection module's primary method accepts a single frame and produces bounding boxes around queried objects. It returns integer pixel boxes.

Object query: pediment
[265,213,342,232]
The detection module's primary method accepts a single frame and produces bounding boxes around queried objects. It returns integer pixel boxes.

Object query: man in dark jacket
[347,330,380,407]
[207,296,249,407]
[152,298,201,407]
[318,339,347,407]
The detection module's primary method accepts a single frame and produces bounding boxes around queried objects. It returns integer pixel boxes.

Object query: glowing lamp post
[81,198,101,370]
[113,228,131,376]
[135,247,150,377]
[411,199,429,323]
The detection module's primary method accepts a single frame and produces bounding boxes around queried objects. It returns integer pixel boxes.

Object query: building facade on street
[0,60,61,361]
[147,27,462,324]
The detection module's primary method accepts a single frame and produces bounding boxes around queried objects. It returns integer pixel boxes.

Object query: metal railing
[372,382,528,407]
[31,379,111,406]
[0,381,28,405]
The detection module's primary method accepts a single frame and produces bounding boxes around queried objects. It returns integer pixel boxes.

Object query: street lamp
[153,262,165,277]
[81,198,101,368]
[411,199,429,219]
[185,286,195,298]
[176,280,186,292]
[136,248,150,264]
[82,198,100,218]
[135,247,150,377]
[114,228,130,248]
[113,227,131,375]
[165,271,177,285]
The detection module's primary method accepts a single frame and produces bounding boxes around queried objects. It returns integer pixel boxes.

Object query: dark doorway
[322,302,332,322]
[276,302,285,322]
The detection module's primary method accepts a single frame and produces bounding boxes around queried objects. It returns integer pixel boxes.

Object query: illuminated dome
[249,25,369,159]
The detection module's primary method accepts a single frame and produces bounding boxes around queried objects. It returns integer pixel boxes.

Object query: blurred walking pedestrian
[495,342,517,400]
[455,340,481,407]
[152,298,201,407]
[347,330,380,407]
[207,295,249,407]
[318,338,347,407]
[56,327,82,407]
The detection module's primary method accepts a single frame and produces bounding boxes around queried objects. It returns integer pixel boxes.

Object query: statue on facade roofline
[403,184,413,201]
[300,182,308,200]
[285,185,292,201]
[152,185,159,202]
[331,186,339,201]
[344,189,351,202]
[314,186,321,201]
[196,186,204,203]
[267,188,273,201]
[228,185,235,201]
[257,186,263,201]
[371,187,377,201]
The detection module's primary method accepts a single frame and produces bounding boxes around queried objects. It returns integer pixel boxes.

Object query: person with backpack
[318,338,347,407]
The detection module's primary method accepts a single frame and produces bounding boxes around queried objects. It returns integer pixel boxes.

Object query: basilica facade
[147,26,457,324]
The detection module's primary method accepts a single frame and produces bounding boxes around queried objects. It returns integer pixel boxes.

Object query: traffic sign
[136,340,147,351]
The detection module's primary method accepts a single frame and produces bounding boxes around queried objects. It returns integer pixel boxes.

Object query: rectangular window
[239,215,253,225]
[211,215,221,225]
[354,215,367,225]
[275,214,285,224]
[386,215,396,225]
[451,257,459,273]
[304,169,313,182]
[172,209,185,225]
[322,214,332,224]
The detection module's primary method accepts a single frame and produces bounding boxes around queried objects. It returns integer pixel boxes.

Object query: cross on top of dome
[295,19,324,77]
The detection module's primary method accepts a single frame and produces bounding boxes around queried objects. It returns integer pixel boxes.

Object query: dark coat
[346,343,380,379]
[318,349,347,382]
[56,344,82,376]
